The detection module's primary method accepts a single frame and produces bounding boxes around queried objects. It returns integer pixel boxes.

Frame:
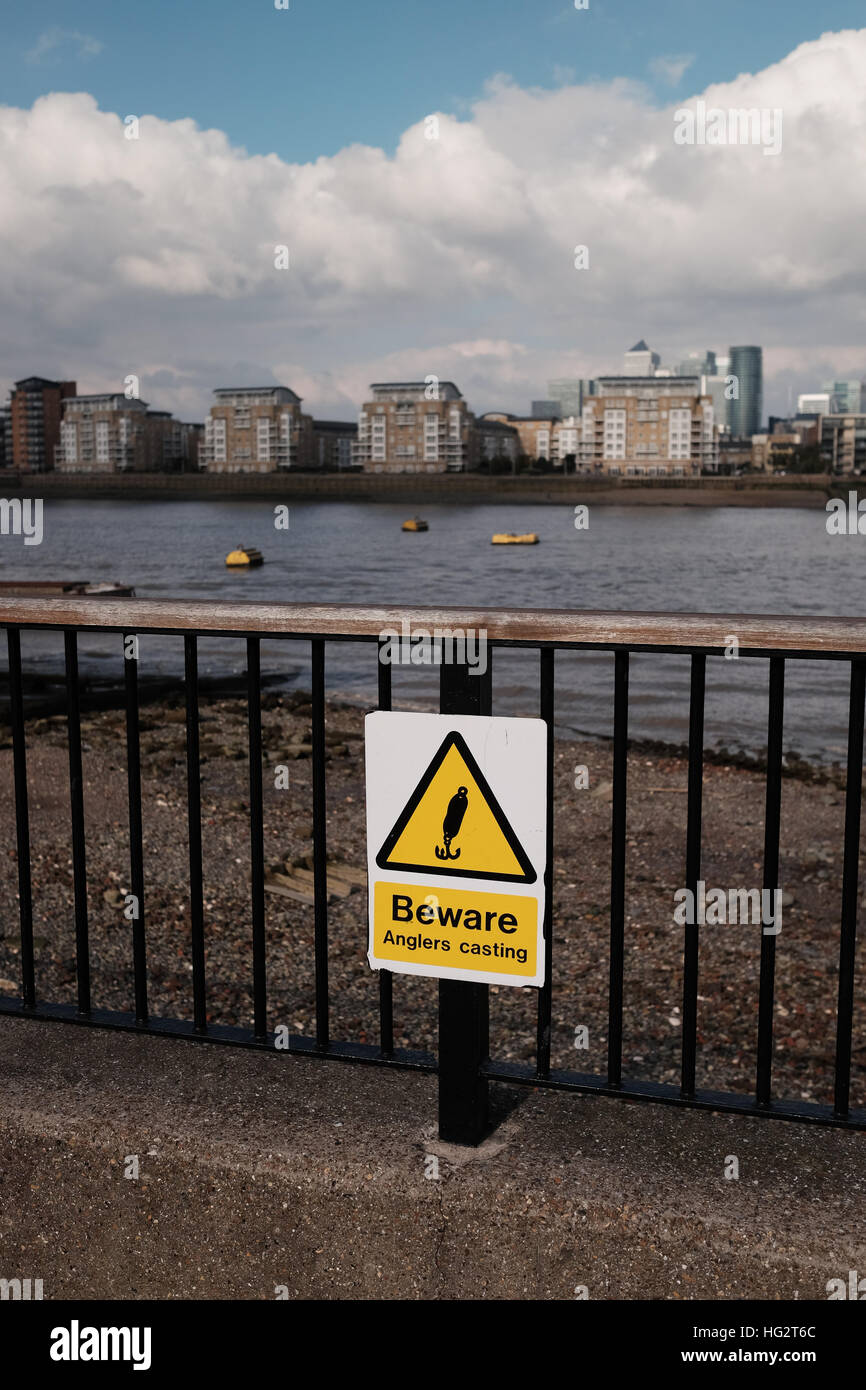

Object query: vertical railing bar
[680,652,706,1099]
[7,628,35,1008]
[438,650,492,1144]
[607,649,629,1088]
[377,644,392,712]
[834,658,865,1118]
[756,657,785,1105]
[247,636,267,1041]
[65,630,91,1016]
[536,647,555,1078]
[184,635,207,1033]
[377,642,394,1059]
[123,632,148,1025]
[311,638,329,1051]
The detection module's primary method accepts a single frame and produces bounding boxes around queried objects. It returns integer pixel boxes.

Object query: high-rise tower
[727,347,763,438]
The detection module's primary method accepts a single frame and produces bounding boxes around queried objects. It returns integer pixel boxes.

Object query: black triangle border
[375,730,537,884]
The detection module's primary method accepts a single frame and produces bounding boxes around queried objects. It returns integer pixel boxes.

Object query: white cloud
[25,28,104,64]
[1,28,865,421]
[649,54,695,87]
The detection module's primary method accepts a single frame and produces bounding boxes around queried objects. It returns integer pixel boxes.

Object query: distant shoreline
[0,470,842,508]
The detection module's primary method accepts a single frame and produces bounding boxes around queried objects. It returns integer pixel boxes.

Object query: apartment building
[146,413,204,472]
[200,386,313,472]
[56,394,197,473]
[820,414,866,474]
[553,416,581,467]
[751,430,814,473]
[718,439,753,474]
[356,382,475,473]
[180,421,204,470]
[0,405,10,469]
[9,376,77,471]
[476,417,520,469]
[577,377,718,476]
[481,412,560,461]
[310,420,358,471]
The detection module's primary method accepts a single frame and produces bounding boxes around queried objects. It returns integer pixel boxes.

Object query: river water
[1,498,861,763]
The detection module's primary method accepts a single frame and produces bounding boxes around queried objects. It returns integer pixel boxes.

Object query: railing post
[437,651,491,1145]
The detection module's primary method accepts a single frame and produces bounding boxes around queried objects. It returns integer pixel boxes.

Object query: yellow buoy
[226,546,264,567]
[491,533,539,545]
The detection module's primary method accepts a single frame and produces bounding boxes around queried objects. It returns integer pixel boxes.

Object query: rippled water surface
[1,498,862,761]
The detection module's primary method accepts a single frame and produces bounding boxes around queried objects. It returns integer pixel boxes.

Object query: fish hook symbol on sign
[435,786,468,860]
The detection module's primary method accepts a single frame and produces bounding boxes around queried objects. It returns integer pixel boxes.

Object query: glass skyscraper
[822,380,864,414]
[548,378,594,419]
[727,346,763,438]
[678,351,717,379]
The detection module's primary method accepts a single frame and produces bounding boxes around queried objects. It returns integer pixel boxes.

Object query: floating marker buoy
[226,546,264,567]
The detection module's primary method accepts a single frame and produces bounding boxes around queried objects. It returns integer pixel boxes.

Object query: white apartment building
[577,377,719,476]
[57,395,185,473]
[553,418,580,464]
[356,382,474,473]
[200,386,312,472]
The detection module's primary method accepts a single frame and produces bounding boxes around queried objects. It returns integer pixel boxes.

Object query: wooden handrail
[0,596,865,654]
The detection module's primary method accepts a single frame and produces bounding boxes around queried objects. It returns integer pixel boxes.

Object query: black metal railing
[1,597,865,1144]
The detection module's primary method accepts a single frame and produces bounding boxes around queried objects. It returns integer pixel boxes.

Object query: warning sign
[375,731,536,883]
[365,713,547,987]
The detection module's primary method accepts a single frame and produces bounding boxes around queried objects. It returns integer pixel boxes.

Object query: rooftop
[481,412,558,423]
[369,381,463,400]
[13,376,75,391]
[597,375,700,386]
[67,394,149,409]
[213,386,303,403]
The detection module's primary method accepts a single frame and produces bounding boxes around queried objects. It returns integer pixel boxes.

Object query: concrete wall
[0,470,836,505]
[1,1017,863,1300]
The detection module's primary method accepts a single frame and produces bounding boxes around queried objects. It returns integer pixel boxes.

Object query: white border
[365,712,547,987]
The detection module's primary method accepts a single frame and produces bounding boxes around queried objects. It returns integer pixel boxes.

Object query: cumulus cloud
[25,28,104,64]
[1,28,865,421]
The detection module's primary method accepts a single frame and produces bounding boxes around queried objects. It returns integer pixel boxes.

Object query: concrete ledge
[0,1017,863,1300]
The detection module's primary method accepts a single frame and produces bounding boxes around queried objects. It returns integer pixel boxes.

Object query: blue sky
[3,0,864,162]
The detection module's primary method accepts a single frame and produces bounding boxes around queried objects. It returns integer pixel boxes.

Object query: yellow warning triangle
[376,731,536,883]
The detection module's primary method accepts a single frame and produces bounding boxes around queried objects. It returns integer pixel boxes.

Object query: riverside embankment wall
[1,471,838,506]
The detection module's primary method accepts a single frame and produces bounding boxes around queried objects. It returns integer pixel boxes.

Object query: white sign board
[365,712,547,987]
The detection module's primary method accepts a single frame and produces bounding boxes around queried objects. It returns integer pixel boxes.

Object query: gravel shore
[0,691,863,1113]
